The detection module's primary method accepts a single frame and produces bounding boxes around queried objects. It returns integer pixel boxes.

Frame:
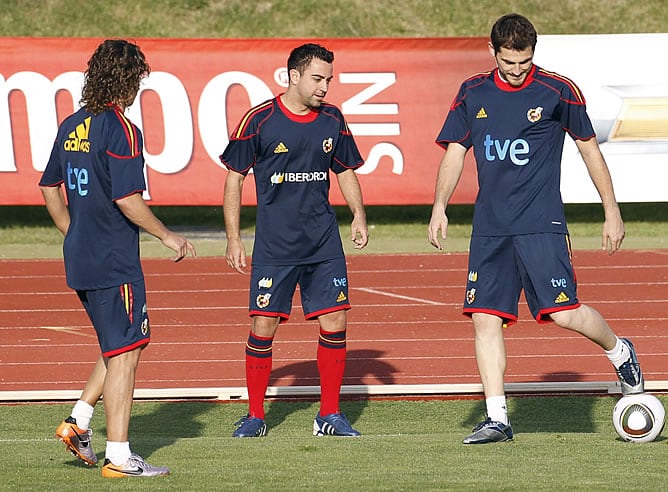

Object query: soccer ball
[612,393,665,443]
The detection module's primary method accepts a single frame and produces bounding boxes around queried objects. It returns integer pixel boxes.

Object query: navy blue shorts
[463,234,580,325]
[249,257,351,322]
[77,280,150,357]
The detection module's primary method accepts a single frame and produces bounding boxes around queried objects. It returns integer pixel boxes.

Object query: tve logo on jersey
[64,116,92,153]
[483,134,529,166]
[66,161,89,197]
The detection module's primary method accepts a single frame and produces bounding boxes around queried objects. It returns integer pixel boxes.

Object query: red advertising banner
[1,37,491,206]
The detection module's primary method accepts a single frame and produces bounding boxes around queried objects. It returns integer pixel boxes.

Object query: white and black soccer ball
[612,393,665,443]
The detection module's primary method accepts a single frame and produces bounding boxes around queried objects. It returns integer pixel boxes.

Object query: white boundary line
[1,381,666,402]
[355,287,446,305]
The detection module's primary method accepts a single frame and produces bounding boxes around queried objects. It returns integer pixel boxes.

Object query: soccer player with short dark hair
[221,43,368,438]
[428,13,644,444]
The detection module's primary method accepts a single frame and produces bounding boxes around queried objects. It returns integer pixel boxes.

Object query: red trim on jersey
[112,190,144,202]
[452,71,491,110]
[276,94,319,123]
[333,156,363,170]
[111,106,140,157]
[536,68,586,103]
[436,132,470,150]
[39,179,65,187]
[232,99,273,139]
[493,65,536,92]
[106,150,138,159]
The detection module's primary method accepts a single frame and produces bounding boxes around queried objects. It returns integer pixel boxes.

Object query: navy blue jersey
[220,96,364,265]
[436,65,595,236]
[39,106,146,290]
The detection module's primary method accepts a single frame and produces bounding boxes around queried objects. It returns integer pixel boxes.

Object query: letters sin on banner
[3,35,667,206]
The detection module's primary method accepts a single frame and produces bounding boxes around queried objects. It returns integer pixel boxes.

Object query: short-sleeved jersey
[220,95,364,265]
[436,65,595,236]
[39,105,146,290]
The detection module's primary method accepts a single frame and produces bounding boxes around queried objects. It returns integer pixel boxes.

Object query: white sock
[70,400,94,430]
[486,396,509,425]
[105,441,132,466]
[605,337,629,368]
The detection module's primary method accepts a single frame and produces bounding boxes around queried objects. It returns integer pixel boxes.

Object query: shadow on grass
[262,349,399,430]
[463,372,603,435]
[59,401,215,467]
[125,402,215,458]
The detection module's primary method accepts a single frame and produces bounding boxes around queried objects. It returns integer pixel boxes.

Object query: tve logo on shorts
[332,277,347,287]
[483,134,529,166]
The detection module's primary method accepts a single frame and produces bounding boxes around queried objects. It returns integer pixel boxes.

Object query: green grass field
[1,397,666,490]
[2,203,668,258]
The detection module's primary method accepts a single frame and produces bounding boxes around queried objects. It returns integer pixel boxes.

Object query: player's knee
[550,308,577,328]
[551,305,594,330]
[317,310,347,332]
[107,346,142,370]
[251,316,280,337]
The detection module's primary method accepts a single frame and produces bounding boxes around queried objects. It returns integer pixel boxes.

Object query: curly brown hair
[81,39,150,115]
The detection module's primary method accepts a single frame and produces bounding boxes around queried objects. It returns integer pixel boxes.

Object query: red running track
[1,250,667,398]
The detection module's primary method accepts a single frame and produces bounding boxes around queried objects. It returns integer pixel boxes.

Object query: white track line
[40,326,97,338]
[355,287,447,305]
[3,298,668,314]
[1,261,665,280]
[2,381,667,401]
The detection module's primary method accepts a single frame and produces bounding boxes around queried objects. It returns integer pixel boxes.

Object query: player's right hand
[163,232,197,262]
[427,210,449,250]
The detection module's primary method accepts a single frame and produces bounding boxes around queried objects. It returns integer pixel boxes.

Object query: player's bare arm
[428,143,467,250]
[336,168,368,250]
[116,193,196,262]
[223,170,248,273]
[575,138,625,255]
[39,185,70,235]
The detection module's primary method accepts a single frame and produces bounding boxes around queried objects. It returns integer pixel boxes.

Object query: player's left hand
[602,215,625,255]
[351,217,369,250]
[226,237,247,273]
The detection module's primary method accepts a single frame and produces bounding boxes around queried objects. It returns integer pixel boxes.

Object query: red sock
[245,332,273,419]
[317,329,346,416]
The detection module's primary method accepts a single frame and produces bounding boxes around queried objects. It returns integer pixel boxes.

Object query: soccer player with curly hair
[41,39,196,477]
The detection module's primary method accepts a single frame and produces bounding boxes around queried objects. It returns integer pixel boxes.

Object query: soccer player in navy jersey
[220,43,368,438]
[428,14,644,444]
[40,40,196,476]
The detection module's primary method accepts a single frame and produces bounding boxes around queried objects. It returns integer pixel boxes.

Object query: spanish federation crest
[256,293,272,308]
[322,137,333,153]
[527,106,543,123]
